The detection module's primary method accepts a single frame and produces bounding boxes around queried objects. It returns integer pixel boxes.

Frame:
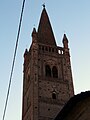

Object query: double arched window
[45,65,58,78]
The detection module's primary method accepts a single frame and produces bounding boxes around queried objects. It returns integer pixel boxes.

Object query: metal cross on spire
[42,3,45,8]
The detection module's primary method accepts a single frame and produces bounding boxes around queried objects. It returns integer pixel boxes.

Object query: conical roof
[37,7,56,46]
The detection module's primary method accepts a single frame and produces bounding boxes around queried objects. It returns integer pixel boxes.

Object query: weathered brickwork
[22,6,74,120]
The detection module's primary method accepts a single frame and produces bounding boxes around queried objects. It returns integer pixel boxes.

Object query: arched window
[45,65,51,77]
[52,66,58,78]
[52,92,57,99]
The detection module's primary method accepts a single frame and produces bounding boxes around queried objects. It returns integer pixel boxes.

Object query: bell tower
[22,6,74,120]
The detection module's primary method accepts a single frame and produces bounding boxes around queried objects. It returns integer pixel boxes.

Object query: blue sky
[0,1,90,120]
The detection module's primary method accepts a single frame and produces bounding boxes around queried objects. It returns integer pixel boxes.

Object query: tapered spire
[32,27,37,43]
[37,6,56,46]
[63,34,69,48]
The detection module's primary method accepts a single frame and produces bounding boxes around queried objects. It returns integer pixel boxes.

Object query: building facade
[22,6,74,120]
[55,91,90,120]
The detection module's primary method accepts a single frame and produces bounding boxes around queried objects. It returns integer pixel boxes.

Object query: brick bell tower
[22,6,74,120]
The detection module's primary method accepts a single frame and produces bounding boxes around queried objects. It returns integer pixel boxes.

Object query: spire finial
[34,24,35,27]
[42,3,45,8]
[64,30,66,34]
